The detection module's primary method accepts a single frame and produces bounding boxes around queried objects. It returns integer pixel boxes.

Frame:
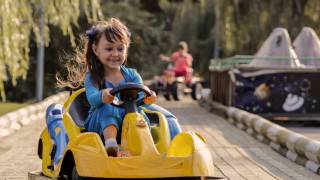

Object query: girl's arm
[84,73,104,108]
[159,54,171,62]
[187,55,193,67]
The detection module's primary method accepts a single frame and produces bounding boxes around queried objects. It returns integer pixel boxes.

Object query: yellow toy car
[34,83,218,179]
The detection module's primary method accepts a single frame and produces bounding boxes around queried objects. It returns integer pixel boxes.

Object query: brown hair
[57,18,131,89]
[178,41,188,50]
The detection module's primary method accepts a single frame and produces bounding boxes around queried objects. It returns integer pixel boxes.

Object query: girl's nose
[111,49,119,56]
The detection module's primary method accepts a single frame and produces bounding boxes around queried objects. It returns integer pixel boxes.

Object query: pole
[36,0,45,101]
[214,3,220,59]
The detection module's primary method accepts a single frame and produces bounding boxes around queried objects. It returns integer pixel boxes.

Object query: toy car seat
[68,91,90,129]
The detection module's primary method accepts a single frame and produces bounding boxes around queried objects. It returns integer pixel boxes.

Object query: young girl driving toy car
[57,18,181,157]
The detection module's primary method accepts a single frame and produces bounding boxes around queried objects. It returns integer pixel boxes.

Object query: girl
[58,18,181,157]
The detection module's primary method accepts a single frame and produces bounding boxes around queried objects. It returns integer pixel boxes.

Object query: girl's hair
[178,41,188,50]
[57,18,131,89]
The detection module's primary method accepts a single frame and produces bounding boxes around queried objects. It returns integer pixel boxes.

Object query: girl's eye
[118,48,124,51]
[105,48,113,51]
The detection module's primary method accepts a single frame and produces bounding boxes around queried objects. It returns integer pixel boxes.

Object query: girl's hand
[144,90,156,105]
[102,88,114,104]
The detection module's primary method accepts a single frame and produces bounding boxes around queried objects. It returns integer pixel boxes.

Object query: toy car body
[34,83,217,179]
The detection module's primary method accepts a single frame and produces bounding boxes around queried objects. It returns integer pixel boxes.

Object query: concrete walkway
[0,97,319,179]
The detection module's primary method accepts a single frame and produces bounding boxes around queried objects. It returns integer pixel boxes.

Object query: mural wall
[233,72,320,114]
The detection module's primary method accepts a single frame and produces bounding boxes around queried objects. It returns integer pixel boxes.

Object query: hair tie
[85,26,96,41]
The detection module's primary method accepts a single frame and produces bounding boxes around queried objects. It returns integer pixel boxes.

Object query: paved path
[0,97,319,179]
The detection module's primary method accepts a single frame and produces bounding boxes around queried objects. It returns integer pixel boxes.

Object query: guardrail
[199,97,320,175]
[0,92,68,138]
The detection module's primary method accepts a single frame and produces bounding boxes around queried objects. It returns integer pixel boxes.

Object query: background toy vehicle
[150,74,204,101]
[34,83,217,179]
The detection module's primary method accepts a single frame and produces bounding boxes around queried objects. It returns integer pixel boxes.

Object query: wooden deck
[161,97,319,180]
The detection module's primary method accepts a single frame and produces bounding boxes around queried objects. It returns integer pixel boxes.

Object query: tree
[0,0,103,101]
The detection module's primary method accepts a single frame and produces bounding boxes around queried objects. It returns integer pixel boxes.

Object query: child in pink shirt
[160,41,193,83]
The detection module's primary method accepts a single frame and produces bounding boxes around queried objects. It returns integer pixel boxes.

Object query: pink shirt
[171,51,193,71]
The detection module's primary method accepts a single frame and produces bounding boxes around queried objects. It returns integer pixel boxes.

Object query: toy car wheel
[71,167,85,180]
[149,82,160,95]
[172,82,183,101]
[191,82,203,100]
[163,83,171,101]
[163,93,171,101]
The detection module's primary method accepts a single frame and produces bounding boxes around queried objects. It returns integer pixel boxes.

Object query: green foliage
[159,0,216,78]
[100,0,172,78]
[0,0,102,101]
[0,1,33,100]
[116,0,320,79]
[4,0,320,102]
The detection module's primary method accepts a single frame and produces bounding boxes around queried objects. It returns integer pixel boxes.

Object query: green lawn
[0,102,29,116]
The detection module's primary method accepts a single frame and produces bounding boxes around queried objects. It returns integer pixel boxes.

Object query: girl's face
[92,34,127,70]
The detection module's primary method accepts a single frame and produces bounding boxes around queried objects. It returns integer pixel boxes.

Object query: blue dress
[84,65,181,139]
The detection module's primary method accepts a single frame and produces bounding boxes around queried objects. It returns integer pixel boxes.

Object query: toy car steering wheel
[109,83,152,108]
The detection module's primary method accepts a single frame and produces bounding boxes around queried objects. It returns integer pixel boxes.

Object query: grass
[0,102,29,116]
